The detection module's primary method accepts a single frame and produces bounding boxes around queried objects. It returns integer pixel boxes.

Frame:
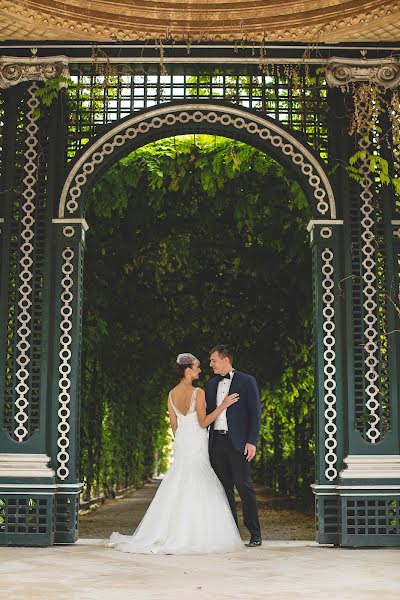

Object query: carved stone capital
[326,57,400,89]
[0,55,70,89]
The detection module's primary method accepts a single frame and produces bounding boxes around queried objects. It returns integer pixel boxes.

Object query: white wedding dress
[109,388,244,554]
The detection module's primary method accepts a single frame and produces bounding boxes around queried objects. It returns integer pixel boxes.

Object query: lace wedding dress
[109,388,244,554]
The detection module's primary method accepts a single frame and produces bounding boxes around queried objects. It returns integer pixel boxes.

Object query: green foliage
[80,135,314,501]
[345,82,400,194]
[253,353,315,501]
[33,75,70,118]
[347,148,400,194]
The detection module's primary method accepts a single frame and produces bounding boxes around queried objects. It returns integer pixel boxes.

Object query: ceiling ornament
[0,1,400,42]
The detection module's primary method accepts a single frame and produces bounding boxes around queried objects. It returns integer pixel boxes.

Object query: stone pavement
[78,480,315,541]
[1,539,399,600]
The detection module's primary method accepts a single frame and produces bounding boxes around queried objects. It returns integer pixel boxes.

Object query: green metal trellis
[0,43,400,546]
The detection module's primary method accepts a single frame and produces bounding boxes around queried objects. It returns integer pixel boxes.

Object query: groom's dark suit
[205,370,262,539]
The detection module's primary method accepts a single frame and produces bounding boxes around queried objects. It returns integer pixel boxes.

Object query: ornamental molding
[312,483,400,493]
[0,453,55,478]
[307,220,344,231]
[339,455,400,479]
[58,103,337,219]
[0,483,83,490]
[392,220,400,239]
[0,55,69,89]
[307,219,344,241]
[52,218,89,230]
[52,218,89,240]
[1,1,400,43]
[326,57,400,89]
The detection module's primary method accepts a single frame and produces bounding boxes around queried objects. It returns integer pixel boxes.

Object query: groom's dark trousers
[206,371,262,539]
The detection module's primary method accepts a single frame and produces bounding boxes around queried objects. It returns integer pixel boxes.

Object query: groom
[205,344,262,547]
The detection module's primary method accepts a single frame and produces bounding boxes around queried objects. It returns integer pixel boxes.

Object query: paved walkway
[2,485,399,599]
[79,480,315,541]
[2,539,400,600]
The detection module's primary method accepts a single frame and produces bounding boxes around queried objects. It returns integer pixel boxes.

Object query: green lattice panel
[0,495,54,546]
[67,64,328,161]
[341,497,400,546]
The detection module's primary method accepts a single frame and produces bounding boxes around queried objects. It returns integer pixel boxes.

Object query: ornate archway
[51,101,344,544]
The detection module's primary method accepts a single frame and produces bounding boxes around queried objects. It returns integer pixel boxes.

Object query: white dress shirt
[214,370,235,431]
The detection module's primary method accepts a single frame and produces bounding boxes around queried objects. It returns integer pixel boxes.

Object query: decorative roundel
[63,226,75,238]
[320,227,332,239]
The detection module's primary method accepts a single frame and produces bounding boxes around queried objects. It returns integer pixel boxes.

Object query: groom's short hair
[209,344,233,363]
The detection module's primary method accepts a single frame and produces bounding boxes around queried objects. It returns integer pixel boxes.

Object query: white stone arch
[58,102,337,219]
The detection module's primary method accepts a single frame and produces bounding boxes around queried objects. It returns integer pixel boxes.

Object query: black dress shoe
[246,537,262,547]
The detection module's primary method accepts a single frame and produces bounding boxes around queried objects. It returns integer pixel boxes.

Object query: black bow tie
[218,373,231,381]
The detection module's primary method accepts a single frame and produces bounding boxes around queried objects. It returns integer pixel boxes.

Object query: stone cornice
[0,453,55,479]
[339,455,400,479]
[0,0,400,43]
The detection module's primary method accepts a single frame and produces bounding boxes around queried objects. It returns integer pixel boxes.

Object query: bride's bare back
[169,384,197,416]
[168,382,239,436]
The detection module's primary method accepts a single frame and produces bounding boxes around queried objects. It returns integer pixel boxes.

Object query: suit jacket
[205,370,262,453]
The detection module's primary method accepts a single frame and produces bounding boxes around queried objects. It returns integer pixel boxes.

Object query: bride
[108,353,244,554]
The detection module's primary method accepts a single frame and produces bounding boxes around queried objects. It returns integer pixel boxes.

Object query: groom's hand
[244,443,256,462]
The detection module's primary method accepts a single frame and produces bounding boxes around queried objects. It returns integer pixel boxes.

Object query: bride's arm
[168,395,178,435]
[196,389,239,429]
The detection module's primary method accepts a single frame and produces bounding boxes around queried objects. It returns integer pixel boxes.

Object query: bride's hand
[222,393,239,408]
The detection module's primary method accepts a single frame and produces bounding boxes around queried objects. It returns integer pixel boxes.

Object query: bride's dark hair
[173,352,199,379]
[172,362,193,379]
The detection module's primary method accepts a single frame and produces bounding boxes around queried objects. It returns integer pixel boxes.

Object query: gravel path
[79,480,315,541]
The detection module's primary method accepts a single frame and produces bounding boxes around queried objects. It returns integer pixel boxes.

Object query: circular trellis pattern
[358,128,380,444]
[62,225,75,238]
[57,246,74,480]
[320,227,333,239]
[14,83,39,442]
[321,247,338,482]
[59,104,336,220]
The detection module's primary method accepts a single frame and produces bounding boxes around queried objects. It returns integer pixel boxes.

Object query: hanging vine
[345,81,400,194]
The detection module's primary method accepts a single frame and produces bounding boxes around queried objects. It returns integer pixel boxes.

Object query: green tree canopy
[80,135,314,502]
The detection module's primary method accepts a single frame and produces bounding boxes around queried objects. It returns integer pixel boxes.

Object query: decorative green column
[0,57,71,545]
[309,219,345,545]
[314,58,400,546]
[338,133,400,546]
[49,219,87,543]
